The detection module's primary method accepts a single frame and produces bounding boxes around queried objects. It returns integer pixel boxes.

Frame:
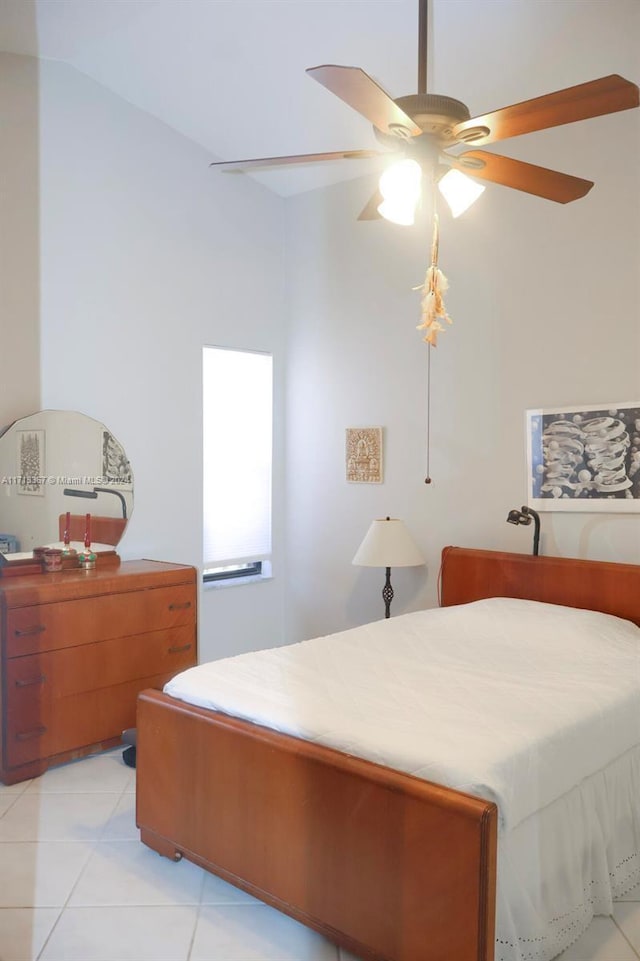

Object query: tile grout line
[33,907,64,961]
[0,778,32,818]
[0,793,127,843]
[35,757,132,960]
[0,791,25,822]
[185,871,207,961]
[611,915,640,960]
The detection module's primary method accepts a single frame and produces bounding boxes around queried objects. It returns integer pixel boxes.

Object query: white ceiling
[0,0,638,197]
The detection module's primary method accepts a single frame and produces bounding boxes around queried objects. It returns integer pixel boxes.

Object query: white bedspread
[165,597,640,831]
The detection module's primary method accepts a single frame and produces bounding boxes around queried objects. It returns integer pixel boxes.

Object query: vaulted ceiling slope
[0,0,638,197]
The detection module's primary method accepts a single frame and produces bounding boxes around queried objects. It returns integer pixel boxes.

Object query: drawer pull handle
[14,624,46,637]
[169,602,191,611]
[15,726,47,742]
[168,643,192,654]
[15,674,47,688]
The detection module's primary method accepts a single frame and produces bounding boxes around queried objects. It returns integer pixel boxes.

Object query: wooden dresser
[0,559,197,784]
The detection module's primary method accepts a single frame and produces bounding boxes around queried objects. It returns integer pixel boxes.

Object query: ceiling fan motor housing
[374,94,471,147]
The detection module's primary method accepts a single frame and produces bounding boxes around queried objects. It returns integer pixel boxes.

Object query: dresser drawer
[4,626,196,767]
[6,626,195,697]
[4,667,52,766]
[5,584,195,657]
[5,671,185,767]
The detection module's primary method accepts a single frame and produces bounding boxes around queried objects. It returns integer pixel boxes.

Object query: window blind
[203,347,273,570]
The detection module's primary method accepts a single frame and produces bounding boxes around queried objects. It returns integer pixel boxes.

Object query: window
[202,347,273,583]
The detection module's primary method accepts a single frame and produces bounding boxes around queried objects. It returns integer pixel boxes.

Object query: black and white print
[102,430,133,487]
[527,402,640,512]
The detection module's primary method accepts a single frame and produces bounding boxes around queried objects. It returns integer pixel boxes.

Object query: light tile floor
[0,749,638,961]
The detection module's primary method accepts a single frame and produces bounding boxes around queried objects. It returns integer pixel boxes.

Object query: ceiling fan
[210,0,639,224]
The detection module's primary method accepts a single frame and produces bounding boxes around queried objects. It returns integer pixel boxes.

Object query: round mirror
[0,410,133,553]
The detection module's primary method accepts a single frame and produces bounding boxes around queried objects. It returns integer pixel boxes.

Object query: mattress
[165,597,640,832]
[164,597,640,961]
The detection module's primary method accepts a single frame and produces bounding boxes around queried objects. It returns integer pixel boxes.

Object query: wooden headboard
[440,547,640,627]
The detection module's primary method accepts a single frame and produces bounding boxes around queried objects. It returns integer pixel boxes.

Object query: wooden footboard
[136,689,497,961]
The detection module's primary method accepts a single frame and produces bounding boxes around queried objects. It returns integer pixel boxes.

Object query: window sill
[202,572,273,591]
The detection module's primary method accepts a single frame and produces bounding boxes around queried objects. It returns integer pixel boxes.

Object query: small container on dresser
[43,549,63,573]
[0,559,197,784]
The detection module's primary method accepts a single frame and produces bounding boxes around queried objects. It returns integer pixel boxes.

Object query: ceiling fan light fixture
[377,200,417,226]
[438,168,485,218]
[377,159,422,225]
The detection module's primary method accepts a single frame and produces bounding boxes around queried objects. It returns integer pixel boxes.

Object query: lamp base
[382,567,394,619]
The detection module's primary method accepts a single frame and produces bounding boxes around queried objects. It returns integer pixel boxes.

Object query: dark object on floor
[121,728,137,768]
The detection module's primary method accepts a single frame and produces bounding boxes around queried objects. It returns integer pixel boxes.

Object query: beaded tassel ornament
[414,210,452,346]
[413,197,453,484]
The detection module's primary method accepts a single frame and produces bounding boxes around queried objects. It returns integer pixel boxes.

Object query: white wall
[2,0,639,656]
[284,2,640,643]
[0,54,40,425]
[1,54,288,661]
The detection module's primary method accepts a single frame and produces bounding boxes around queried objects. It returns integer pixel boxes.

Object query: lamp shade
[377,159,422,226]
[437,168,485,218]
[352,517,425,568]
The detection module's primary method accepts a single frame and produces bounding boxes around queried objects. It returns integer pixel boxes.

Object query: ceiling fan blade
[357,189,383,221]
[452,150,593,203]
[210,149,383,171]
[307,65,422,138]
[453,75,639,146]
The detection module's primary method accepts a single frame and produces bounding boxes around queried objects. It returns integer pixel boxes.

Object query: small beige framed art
[346,427,383,484]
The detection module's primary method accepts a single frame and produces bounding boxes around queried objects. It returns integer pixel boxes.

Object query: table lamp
[352,516,425,618]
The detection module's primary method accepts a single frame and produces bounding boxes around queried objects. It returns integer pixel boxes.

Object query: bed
[135,547,640,961]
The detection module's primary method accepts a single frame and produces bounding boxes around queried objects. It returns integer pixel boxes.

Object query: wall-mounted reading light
[63,488,97,502]
[506,505,541,556]
[63,487,127,519]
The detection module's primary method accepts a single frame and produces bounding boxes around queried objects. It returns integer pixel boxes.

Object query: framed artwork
[346,427,383,484]
[527,402,640,512]
[101,430,133,487]
[16,429,45,496]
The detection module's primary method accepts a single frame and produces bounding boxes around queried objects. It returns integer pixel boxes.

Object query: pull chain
[424,180,437,485]
[425,342,432,484]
